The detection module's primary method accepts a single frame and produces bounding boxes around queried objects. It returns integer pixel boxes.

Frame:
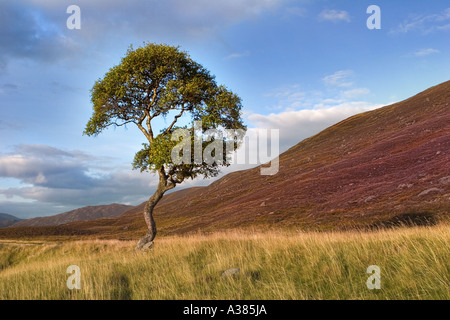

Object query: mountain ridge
[11,203,133,227]
[1,80,449,239]
[0,213,22,228]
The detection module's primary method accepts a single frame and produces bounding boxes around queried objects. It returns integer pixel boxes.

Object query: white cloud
[264,71,372,115]
[412,48,440,57]
[255,70,382,152]
[225,50,251,60]
[170,0,282,21]
[1,0,286,68]
[391,8,450,34]
[248,101,384,152]
[63,0,282,36]
[318,9,350,22]
[0,144,160,212]
[0,1,80,69]
[341,88,371,99]
[0,143,257,217]
[264,84,326,110]
[323,70,354,87]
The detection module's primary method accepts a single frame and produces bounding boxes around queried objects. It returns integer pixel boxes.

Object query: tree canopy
[84,43,246,190]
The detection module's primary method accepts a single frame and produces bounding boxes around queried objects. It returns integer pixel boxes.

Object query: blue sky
[0,0,449,218]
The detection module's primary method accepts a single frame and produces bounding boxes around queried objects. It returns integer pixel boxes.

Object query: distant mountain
[0,213,22,228]
[1,81,449,240]
[70,80,450,237]
[11,204,132,227]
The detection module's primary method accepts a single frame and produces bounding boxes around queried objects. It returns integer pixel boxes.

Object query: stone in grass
[221,268,240,278]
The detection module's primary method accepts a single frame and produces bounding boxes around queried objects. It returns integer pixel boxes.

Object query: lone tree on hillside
[84,43,245,249]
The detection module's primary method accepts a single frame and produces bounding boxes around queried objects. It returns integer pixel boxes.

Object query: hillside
[0,213,22,228]
[1,81,449,240]
[11,204,132,227]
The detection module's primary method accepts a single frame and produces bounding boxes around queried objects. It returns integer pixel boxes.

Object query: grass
[0,224,448,300]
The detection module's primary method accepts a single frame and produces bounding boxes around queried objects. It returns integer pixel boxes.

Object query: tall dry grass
[0,224,448,299]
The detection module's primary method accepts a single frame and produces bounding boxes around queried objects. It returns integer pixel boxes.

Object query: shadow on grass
[369,212,438,229]
[110,268,133,300]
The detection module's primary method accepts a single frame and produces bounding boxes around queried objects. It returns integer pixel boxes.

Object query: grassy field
[0,224,448,300]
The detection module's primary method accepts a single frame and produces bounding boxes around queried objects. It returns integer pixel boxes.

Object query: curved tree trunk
[135,193,162,250]
[136,168,173,250]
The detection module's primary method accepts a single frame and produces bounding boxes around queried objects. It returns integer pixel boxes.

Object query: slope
[1,81,449,239]
[12,204,133,227]
[0,213,22,228]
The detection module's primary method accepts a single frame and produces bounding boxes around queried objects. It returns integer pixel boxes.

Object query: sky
[0,0,449,218]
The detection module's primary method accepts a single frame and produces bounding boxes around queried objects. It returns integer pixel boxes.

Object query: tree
[84,43,245,249]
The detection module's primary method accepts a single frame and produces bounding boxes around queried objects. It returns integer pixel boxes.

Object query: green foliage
[132,127,222,181]
[133,136,178,172]
[84,43,246,184]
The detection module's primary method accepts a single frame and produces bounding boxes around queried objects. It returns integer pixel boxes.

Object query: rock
[364,195,376,203]
[418,188,442,197]
[260,201,266,207]
[221,268,240,278]
[439,176,450,185]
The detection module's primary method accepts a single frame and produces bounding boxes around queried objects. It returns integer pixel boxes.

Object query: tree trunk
[135,169,172,250]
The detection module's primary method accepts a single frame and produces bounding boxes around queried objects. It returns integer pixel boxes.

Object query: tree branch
[145,110,154,142]
[157,166,176,191]
[165,108,185,134]
[150,110,162,120]
[164,182,176,192]
[149,87,158,109]
[166,166,185,188]
[106,120,136,128]
[136,122,151,142]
